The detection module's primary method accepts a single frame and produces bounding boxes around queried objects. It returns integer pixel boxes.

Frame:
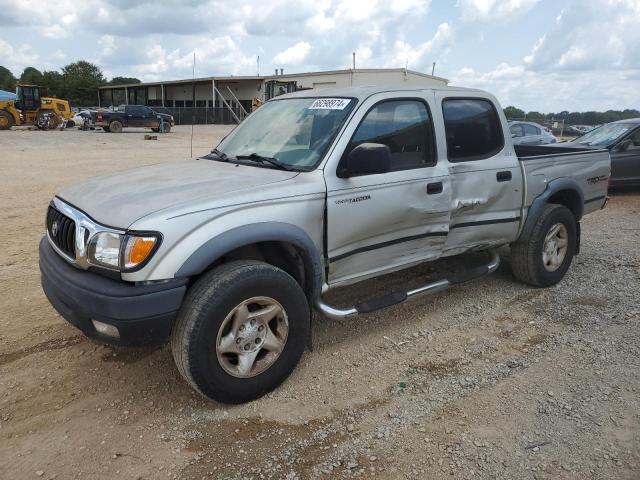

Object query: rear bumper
[39,237,187,346]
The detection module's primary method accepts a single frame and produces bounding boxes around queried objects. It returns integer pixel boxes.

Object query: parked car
[552,118,640,187]
[509,121,557,145]
[69,110,96,129]
[94,105,174,133]
[40,86,610,404]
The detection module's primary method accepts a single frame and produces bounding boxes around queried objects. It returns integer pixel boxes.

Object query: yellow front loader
[0,84,73,130]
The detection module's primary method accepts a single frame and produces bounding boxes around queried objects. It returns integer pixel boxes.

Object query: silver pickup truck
[40,85,610,403]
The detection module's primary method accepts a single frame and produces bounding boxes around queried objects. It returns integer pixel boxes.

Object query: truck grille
[46,206,76,258]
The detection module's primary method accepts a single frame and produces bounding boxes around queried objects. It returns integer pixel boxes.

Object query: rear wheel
[0,110,14,130]
[109,120,123,133]
[171,260,310,404]
[163,123,171,133]
[510,204,576,287]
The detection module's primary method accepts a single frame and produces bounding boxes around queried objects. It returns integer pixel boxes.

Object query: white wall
[274,70,447,90]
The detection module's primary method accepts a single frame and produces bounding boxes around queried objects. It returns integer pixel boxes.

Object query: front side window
[217,97,356,170]
[510,124,524,137]
[443,98,504,161]
[346,99,435,172]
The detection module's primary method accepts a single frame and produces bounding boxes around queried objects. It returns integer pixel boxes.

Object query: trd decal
[335,195,371,205]
[587,175,609,185]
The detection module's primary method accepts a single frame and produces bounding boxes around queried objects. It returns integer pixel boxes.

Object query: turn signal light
[123,236,158,270]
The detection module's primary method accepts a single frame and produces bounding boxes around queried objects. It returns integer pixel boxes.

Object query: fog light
[91,320,120,339]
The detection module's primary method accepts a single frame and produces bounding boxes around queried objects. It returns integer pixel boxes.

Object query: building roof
[98,68,449,90]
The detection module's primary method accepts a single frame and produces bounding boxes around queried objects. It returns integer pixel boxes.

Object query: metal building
[97,68,449,124]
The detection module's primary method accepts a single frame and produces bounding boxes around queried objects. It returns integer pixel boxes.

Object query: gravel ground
[0,126,638,479]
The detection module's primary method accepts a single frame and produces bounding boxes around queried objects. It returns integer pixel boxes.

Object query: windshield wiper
[201,148,231,162]
[236,153,295,171]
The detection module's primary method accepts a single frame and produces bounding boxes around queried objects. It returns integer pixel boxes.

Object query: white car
[509,121,557,145]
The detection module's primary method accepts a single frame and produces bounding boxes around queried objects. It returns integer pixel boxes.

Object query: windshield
[216,97,356,170]
[574,123,634,147]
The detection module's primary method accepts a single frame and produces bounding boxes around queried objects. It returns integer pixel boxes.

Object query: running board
[315,250,500,320]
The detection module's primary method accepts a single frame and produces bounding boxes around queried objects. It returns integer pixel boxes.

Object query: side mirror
[341,143,391,178]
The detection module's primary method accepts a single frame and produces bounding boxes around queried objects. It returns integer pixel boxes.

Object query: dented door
[325,95,452,286]
[437,94,523,255]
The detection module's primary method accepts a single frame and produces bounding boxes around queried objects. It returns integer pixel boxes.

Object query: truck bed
[516,144,610,216]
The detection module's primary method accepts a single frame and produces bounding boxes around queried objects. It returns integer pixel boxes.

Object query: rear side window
[524,124,540,135]
[443,98,504,162]
[347,99,436,172]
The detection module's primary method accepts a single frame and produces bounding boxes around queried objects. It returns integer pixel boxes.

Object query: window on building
[443,98,504,161]
[345,99,436,172]
[196,100,206,107]
[175,100,184,108]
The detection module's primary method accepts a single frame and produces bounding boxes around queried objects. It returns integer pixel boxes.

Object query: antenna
[431,62,436,76]
[352,51,356,69]
[257,55,260,76]
[191,51,195,158]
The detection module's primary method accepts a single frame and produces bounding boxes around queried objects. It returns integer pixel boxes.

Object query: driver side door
[325,96,452,286]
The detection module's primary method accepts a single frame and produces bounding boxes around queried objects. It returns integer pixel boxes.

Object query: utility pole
[257,56,260,76]
[431,62,436,76]
[352,52,356,70]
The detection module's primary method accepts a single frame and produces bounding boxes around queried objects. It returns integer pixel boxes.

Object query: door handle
[427,182,443,195]
[496,171,512,182]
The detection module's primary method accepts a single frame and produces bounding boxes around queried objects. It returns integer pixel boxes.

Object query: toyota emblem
[51,221,59,236]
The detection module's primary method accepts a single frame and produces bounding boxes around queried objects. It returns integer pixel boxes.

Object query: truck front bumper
[39,237,187,346]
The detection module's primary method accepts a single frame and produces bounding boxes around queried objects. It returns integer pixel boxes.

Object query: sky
[1,0,639,112]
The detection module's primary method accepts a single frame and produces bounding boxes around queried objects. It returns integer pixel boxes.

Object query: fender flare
[175,222,324,299]
[518,177,584,242]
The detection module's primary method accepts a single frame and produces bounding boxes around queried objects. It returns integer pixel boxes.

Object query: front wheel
[0,110,14,130]
[171,260,310,404]
[510,204,576,287]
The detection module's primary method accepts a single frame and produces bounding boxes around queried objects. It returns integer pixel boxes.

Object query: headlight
[87,232,160,271]
[88,232,122,270]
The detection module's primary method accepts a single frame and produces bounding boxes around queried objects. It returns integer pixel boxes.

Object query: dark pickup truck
[95,105,174,133]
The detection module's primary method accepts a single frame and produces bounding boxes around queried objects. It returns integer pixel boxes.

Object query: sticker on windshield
[308,98,351,110]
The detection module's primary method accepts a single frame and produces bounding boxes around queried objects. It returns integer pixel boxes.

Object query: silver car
[509,121,557,145]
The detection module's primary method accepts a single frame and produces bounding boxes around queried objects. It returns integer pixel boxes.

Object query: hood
[58,160,298,228]
[552,141,603,150]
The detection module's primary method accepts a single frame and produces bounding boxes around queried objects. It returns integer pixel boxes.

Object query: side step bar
[315,250,500,320]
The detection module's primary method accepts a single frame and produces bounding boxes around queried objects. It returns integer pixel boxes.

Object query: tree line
[504,105,640,126]
[0,62,140,107]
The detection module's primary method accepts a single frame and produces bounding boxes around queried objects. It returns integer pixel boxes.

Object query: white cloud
[0,38,39,73]
[458,0,540,21]
[389,23,451,70]
[273,42,312,66]
[524,0,640,71]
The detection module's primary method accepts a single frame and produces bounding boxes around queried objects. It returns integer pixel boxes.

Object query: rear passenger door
[523,123,543,144]
[437,95,523,254]
[326,95,452,286]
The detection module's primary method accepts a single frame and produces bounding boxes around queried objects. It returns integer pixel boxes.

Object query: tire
[66,120,75,128]
[171,260,310,404]
[102,126,110,132]
[0,110,14,130]
[510,204,577,287]
[151,128,159,133]
[109,120,123,133]
[163,124,171,133]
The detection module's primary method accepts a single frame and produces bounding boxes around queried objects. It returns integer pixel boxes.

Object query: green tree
[503,106,525,120]
[0,65,17,91]
[108,76,141,85]
[41,70,64,97]
[61,60,106,106]
[19,66,43,85]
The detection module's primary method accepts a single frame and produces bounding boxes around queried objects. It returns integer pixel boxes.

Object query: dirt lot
[1,126,639,480]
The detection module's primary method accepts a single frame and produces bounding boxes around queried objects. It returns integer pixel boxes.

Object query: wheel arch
[175,222,323,301]
[518,178,584,243]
